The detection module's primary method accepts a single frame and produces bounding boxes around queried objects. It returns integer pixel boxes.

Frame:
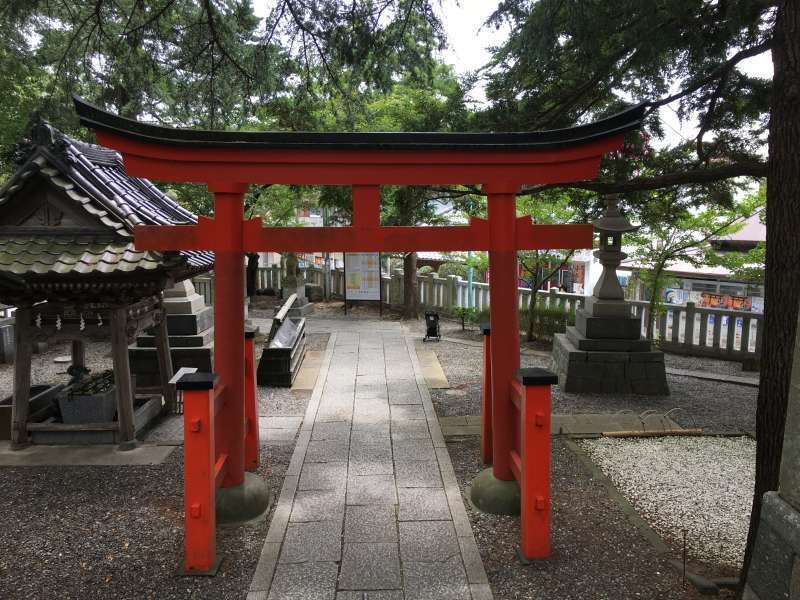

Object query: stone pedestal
[552,301,668,396]
[129,280,214,388]
[744,313,800,600]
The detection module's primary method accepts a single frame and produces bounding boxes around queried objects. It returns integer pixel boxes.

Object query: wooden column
[154,307,176,412]
[11,306,32,448]
[71,339,86,369]
[111,306,136,449]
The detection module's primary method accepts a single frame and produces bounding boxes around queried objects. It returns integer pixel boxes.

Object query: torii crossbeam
[74,96,645,568]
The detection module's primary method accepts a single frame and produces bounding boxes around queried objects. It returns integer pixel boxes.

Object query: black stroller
[423,311,441,342]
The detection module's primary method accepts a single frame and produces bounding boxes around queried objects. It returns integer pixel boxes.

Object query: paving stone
[279,521,343,563]
[348,457,394,477]
[402,557,470,600]
[261,428,298,443]
[317,405,354,423]
[268,562,339,600]
[398,487,451,521]
[305,440,350,463]
[290,489,345,522]
[351,422,391,437]
[344,504,398,543]
[457,534,488,585]
[338,543,402,590]
[311,421,352,442]
[388,382,422,405]
[261,415,303,429]
[390,404,426,421]
[391,420,430,441]
[395,460,442,488]
[346,474,398,505]
[356,384,389,399]
[336,591,404,600]
[399,521,460,562]
[299,461,347,491]
[393,438,436,462]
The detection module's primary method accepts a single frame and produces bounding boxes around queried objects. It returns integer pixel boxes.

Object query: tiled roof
[0,123,213,277]
[0,235,171,275]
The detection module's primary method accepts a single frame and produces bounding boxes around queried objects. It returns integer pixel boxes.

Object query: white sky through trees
[250,0,773,146]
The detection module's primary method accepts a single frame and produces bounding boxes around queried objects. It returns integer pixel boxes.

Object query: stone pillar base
[470,467,520,515]
[743,492,800,600]
[216,472,271,526]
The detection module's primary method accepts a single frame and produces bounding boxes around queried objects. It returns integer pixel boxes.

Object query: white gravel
[581,435,755,568]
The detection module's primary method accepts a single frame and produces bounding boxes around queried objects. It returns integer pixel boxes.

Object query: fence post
[446,275,458,313]
[481,323,492,465]
[516,367,556,560]
[684,302,696,346]
[244,328,259,471]
[178,372,221,575]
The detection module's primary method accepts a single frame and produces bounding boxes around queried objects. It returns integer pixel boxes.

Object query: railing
[193,266,763,362]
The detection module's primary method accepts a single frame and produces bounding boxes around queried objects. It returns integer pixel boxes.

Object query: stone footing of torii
[72,95,647,577]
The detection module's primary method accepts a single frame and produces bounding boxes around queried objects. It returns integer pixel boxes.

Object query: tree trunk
[245,253,259,297]
[740,2,800,591]
[526,287,539,342]
[645,263,666,341]
[402,252,419,319]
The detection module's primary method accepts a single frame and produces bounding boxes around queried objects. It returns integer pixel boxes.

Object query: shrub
[453,306,480,330]
[418,265,434,275]
[438,262,468,279]
[519,304,575,341]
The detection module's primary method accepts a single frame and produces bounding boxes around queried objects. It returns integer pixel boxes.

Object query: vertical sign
[345,252,381,301]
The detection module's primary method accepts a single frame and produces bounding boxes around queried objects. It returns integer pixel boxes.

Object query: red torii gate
[74,97,645,570]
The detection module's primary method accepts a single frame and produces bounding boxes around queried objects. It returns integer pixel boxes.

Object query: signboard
[345,252,381,301]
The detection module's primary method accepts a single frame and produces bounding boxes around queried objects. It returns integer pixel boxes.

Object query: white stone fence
[192,266,763,362]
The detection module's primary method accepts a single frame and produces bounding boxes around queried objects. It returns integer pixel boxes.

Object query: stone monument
[283,252,313,317]
[129,279,214,387]
[552,196,669,395]
[743,313,800,600]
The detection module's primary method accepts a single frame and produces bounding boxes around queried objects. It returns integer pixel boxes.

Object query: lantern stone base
[469,468,520,515]
[552,332,669,396]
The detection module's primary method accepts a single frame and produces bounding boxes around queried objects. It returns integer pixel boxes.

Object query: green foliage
[417,265,434,276]
[438,262,467,279]
[452,306,479,330]
[519,304,576,342]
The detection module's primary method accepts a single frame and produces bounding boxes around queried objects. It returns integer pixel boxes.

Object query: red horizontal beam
[516,220,594,251]
[134,218,595,254]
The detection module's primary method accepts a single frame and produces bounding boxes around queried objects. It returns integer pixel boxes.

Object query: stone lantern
[552,195,669,395]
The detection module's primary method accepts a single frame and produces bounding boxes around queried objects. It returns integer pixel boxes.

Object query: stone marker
[743,311,800,600]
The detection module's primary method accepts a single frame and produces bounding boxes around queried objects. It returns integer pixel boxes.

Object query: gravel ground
[581,436,755,569]
[0,442,294,600]
[0,339,113,398]
[448,436,705,599]
[0,332,330,600]
[429,338,757,434]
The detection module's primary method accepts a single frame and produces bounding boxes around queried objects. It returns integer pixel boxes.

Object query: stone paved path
[249,324,491,600]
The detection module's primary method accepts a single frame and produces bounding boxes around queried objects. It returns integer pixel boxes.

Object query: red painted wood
[244,335,259,471]
[352,186,381,229]
[212,191,246,489]
[183,386,217,573]
[118,154,605,186]
[97,120,624,572]
[96,129,624,167]
[487,189,520,481]
[481,331,493,466]
[518,382,552,559]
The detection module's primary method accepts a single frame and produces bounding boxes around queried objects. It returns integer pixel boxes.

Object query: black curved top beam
[74,96,647,151]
